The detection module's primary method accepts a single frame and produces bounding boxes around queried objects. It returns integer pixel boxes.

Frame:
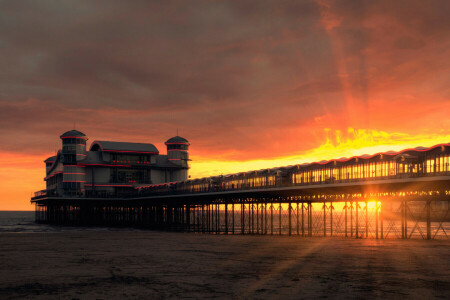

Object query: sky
[0,0,449,210]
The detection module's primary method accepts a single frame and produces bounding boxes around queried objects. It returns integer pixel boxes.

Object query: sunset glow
[190,128,450,178]
[0,1,449,210]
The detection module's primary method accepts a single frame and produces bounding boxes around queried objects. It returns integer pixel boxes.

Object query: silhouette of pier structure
[32,143,450,239]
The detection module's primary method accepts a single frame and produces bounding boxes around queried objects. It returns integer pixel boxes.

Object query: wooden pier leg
[365,200,368,238]
[380,201,384,239]
[206,204,209,234]
[279,201,282,235]
[288,202,292,236]
[356,201,359,238]
[232,203,235,235]
[323,202,326,237]
[261,202,264,234]
[426,200,431,240]
[265,203,268,234]
[260,202,264,234]
[350,202,353,237]
[256,203,259,234]
[376,202,379,239]
[345,201,348,237]
[225,203,228,234]
[308,202,312,237]
[241,202,245,235]
[216,203,219,234]
[330,203,333,237]
[296,202,299,236]
[301,203,305,237]
[404,201,408,239]
[271,203,274,235]
[186,204,190,232]
[250,203,253,234]
[194,206,198,232]
[212,204,215,234]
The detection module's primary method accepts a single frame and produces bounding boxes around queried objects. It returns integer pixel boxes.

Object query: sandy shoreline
[0,231,449,299]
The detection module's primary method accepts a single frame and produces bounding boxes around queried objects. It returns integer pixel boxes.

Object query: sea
[0,211,141,233]
[1,211,448,238]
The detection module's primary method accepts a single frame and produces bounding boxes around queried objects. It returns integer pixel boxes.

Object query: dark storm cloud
[0,0,449,158]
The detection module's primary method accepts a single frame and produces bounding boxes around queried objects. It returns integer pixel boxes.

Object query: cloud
[0,0,448,161]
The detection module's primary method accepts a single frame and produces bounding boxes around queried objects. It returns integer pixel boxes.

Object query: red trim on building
[77,163,131,167]
[167,149,187,152]
[102,150,159,154]
[62,180,86,183]
[44,171,62,181]
[85,184,133,187]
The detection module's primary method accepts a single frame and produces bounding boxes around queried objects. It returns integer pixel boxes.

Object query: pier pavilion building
[43,130,190,197]
[33,136,450,239]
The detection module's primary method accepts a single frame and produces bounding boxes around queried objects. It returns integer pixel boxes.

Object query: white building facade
[44,130,190,197]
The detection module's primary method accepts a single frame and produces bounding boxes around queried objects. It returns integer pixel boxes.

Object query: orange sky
[0,1,449,210]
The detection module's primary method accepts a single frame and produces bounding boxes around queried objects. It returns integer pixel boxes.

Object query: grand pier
[32,133,450,240]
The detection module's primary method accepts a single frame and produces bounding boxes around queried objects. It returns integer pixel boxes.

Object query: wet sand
[0,232,449,299]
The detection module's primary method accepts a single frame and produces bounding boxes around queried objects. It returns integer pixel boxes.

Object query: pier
[32,143,450,239]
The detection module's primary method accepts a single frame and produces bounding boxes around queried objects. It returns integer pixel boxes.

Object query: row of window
[292,156,450,184]
[110,154,154,163]
[221,175,276,190]
[167,144,188,150]
[110,169,151,184]
[62,138,86,145]
[63,182,83,190]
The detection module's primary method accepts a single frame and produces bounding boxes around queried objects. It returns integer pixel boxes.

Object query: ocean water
[0,211,46,232]
[0,211,141,233]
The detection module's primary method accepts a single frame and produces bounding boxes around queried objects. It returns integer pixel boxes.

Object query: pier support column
[202,205,206,233]
[264,203,268,234]
[350,202,353,237]
[426,200,431,240]
[186,204,190,232]
[345,201,348,237]
[279,201,282,235]
[380,201,384,239]
[365,200,368,238]
[271,203,274,235]
[232,203,235,235]
[250,203,253,234]
[323,202,326,237]
[241,202,245,235]
[301,203,305,237]
[225,203,228,234]
[296,203,299,236]
[356,201,359,239]
[256,203,259,234]
[330,203,333,237]
[288,202,292,236]
[308,202,312,237]
[404,201,408,239]
[216,203,219,234]
[376,202,379,239]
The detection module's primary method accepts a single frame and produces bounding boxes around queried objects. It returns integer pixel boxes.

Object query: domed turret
[60,130,88,196]
[60,130,88,164]
[60,130,87,139]
[165,136,190,171]
[165,136,190,145]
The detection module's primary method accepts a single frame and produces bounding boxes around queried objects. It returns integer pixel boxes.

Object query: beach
[0,231,449,299]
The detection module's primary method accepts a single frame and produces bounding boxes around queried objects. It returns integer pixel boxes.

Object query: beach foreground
[0,231,449,299]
